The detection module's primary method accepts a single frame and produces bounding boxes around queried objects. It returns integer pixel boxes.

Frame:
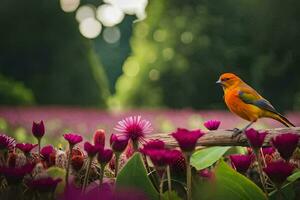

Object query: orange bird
[216,73,295,135]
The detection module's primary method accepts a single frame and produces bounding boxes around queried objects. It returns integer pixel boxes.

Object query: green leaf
[116,153,159,200]
[46,167,66,195]
[287,169,300,182]
[190,146,231,170]
[162,191,182,200]
[214,160,267,200]
[269,182,296,200]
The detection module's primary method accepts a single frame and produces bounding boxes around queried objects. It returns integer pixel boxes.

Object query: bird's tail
[270,112,295,127]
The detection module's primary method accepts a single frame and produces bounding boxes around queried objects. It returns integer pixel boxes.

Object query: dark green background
[1,0,299,111]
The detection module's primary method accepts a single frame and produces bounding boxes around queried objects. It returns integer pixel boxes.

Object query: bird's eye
[222,78,231,81]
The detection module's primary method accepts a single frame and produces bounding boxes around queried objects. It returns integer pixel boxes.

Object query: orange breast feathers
[224,88,262,122]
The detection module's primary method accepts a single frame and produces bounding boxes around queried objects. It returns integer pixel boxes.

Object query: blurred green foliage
[0,0,110,107]
[112,0,300,111]
[0,75,34,105]
[0,0,299,110]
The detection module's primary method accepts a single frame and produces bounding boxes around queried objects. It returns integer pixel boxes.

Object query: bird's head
[216,73,241,89]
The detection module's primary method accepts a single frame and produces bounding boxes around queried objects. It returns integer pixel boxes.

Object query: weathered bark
[146,127,300,148]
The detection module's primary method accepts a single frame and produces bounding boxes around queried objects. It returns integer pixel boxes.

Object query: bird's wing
[238,89,278,114]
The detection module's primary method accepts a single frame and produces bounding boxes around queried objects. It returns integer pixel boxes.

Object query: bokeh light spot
[79,18,102,39]
[104,0,148,20]
[123,59,140,77]
[60,0,80,12]
[149,69,160,81]
[162,48,174,60]
[153,29,167,42]
[103,27,121,44]
[181,31,194,44]
[76,5,95,23]
[96,4,124,27]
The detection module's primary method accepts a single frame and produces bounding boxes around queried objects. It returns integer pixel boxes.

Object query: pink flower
[84,142,100,157]
[245,128,268,149]
[171,128,205,152]
[204,120,221,130]
[32,120,45,138]
[93,129,106,148]
[27,177,62,193]
[0,134,15,150]
[63,133,83,146]
[0,163,35,184]
[199,168,214,179]
[230,154,252,173]
[16,143,37,154]
[114,116,153,142]
[262,147,275,156]
[272,133,299,161]
[263,160,294,186]
[110,134,129,153]
[144,149,178,167]
[41,145,55,161]
[98,148,113,165]
[139,139,165,154]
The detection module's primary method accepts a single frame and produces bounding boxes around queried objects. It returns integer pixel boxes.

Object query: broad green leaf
[269,182,295,200]
[162,191,182,200]
[214,160,267,200]
[287,170,300,182]
[191,146,231,170]
[116,153,159,200]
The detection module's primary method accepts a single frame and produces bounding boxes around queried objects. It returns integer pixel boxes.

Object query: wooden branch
[146,127,300,148]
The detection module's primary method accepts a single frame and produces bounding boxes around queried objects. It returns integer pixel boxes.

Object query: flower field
[0,107,300,200]
[1,106,299,142]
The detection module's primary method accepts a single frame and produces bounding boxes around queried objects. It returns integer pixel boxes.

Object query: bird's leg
[231,121,255,138]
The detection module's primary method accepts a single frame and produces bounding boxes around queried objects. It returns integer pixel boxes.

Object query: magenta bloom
[114,116,153,142]
[32,120,45,138]
[140,139,165,154]
[272,133,299,161]
[28,177,62,193]
[204,120,221,130]
[16,143,37,154]
[41,145,55,160]
[84,142,100,157]
[230,154,252,173]
[0,163,35,184]
[262,147,275,156]
[245,128,268,149]
[199,168,213,179]
[64,133,83,146]
[171,128,205,152]
[0,134,16,150]
[110,134,129,153]
[263,160,294,186]
[144,149,171,167]
[93,129,106,148]
[98,148,113,165]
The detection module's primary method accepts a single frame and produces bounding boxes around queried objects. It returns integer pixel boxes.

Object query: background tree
[112,0,300,111]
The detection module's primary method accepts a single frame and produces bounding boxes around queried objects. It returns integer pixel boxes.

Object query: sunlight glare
[79,18,102,39]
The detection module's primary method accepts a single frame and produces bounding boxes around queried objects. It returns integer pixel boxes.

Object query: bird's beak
[216,79,222,85]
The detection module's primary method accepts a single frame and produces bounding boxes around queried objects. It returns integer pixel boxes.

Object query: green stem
[65,145,73,186]
[254,149,268,197]
[185,154,192,200]
[99,163,105,187]
[133,140,139,152]
[167,165,172,197]
[82,157,92,193]
[38,138,41,159]
[159,171,166,200]
[115,153,120,178]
